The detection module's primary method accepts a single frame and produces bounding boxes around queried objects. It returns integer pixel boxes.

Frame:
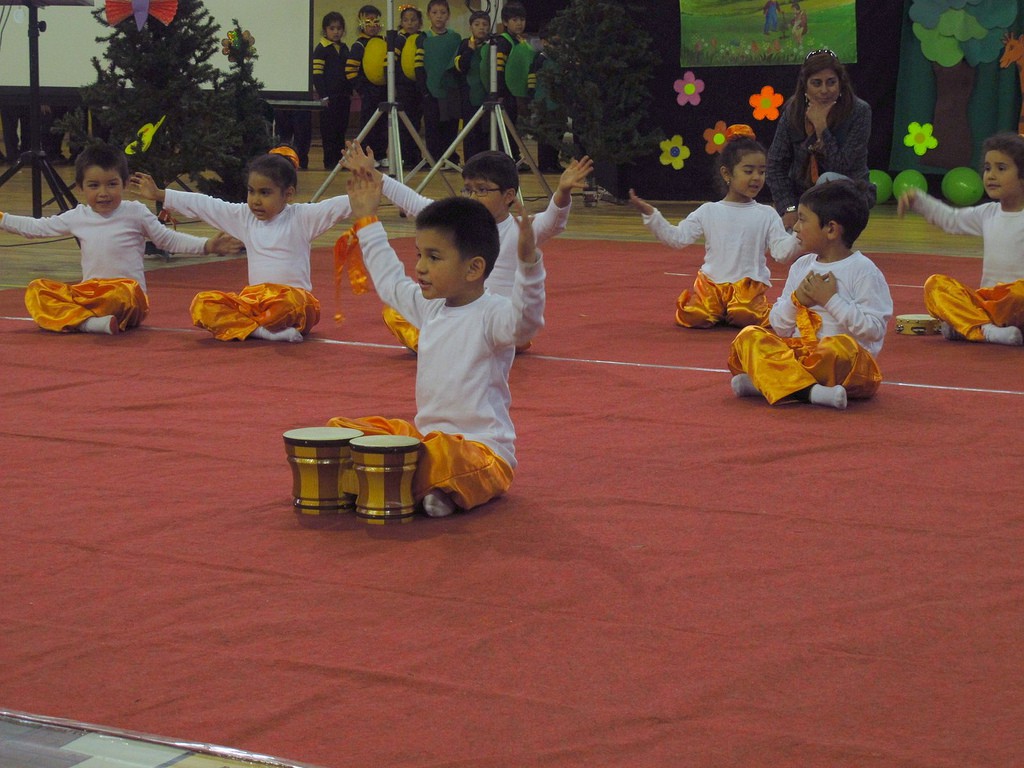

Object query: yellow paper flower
[749,86,784,121]
[904,122,938,156]
[660,135,691,170]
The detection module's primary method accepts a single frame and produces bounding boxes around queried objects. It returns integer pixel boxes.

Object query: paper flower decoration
[703,121,728,154]
[904,121,938,156]
[105,0,178,31]
[674,71,705,107]
[659,135,691,170]
[749,86,784,121]
[125,115,166,155]
[222,29,257,63]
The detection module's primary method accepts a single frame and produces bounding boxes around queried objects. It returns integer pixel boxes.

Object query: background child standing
[629,130,799,329]
[419,0,462,166]
[312,11,352,171]
[898,131,1024,347]
[346,6,388,166]
[0,143,239,335]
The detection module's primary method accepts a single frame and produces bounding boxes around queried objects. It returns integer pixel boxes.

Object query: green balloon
[869,169,893,204]
[892,169,928,199]
[941,166,983,207]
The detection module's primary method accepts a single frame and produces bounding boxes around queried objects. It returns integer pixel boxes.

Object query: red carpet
[1,240,1022,767]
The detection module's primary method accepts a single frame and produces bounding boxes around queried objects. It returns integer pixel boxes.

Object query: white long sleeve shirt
[356,219,545,468]
[769,250,893,357]
[0,201,211,291]
[163,189,352,291]
[642,199,800,284]
[381,175,569,295]
[910,192,1024,288]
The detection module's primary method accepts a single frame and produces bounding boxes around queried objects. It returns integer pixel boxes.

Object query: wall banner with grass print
[679,0,857,67]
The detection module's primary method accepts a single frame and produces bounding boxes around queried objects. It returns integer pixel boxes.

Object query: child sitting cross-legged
[0,142,240,335]
[326,169,544,518]
[728,179,893,410]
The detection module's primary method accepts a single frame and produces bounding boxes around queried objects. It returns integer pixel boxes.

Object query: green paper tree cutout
[60,0,273,202]
[908,0,1017,168]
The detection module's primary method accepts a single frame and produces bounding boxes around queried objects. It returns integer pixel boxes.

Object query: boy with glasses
[342,142,591,351]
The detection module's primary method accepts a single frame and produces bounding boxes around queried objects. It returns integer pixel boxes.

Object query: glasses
[461,186,502,198]
[804,48,837,62]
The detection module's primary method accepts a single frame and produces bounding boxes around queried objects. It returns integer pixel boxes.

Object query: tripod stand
[414,27,550,200]
[311,0,453,202]
[0,1,85,216]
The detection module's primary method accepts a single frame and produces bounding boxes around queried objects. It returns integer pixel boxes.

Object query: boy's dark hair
[321,11,345,31]
[416,197,500,278]
[246,153,298,192]
[981,132,1024,179]
[501,2,526,22]
[426,0,449,10]
[468,10,491,27]
[75,142,129,186]
[462,150,519,193]
[799,179,870,247]
[713,136,766,196]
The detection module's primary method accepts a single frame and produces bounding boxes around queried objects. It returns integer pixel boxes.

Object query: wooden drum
[349,435,422,524]
[895,314,942,335]
[283,427,364,515]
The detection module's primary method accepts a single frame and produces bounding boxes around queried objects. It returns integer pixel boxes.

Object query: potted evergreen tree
[60,0,272,202]
[532,0,662,201]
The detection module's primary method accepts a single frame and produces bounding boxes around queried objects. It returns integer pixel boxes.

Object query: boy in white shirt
[327,170,544,517]
[728,179,893,410]
[0,143,238,334]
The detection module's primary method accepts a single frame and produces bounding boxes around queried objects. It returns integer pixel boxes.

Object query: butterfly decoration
[222,29,257,64]
[105,1,178,32]
[125,115,166,155]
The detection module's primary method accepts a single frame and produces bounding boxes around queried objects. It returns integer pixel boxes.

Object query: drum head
[363,37,387,86]
[283,427,365,446]
[350,434,422,452]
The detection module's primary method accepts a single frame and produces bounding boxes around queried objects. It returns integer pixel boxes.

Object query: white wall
[0,1,313,93]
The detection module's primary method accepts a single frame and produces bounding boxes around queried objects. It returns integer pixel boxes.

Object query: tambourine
[895,314,941,335]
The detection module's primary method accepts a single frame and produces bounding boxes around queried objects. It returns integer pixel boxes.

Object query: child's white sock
[939,322,965,341]
[250,326,303,343]
[422,489,456,518]
[79,315,118,335]
[809,384,847,410]
[982,323,1023,346]
[730,373,760,398]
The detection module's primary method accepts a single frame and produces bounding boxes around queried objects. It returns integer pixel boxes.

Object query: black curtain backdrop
[521,1,905,202]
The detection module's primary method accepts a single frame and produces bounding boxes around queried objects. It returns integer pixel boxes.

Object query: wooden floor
[0,151,980,291]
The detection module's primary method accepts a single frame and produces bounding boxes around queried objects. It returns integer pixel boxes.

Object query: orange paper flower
[749,86,784,121]
[703,121,728,154]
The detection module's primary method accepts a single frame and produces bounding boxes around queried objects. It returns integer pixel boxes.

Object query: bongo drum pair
[283,428,421,524]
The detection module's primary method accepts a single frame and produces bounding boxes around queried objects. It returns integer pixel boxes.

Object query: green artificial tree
[60,0,272,201]
[532,0,662,196]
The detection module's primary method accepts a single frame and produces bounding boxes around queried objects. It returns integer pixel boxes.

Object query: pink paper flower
[675,71,705,107]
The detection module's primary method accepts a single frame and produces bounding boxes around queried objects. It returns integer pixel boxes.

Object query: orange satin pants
[728,325,882,404]
[324,415,514,511]
[190,283,320,341]
[676,272,771,329]
[924,274,1024,342]
[24,277,148,332]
